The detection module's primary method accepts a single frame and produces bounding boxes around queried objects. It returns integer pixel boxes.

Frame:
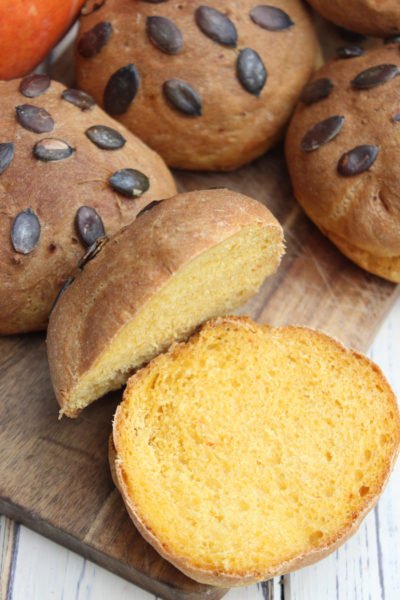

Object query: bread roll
[285,45,400,282]
[47,189,284,417]
[306,0,400,38]
[111,316,400,586]
[75,0,318,170]
[0,77,176,334]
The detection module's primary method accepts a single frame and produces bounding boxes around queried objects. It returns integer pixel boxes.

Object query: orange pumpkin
[0,0,85,80]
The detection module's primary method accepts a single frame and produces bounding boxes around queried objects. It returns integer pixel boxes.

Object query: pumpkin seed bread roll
[0,77,176,334]
[286,46,400,282]
[75,0,318,171]
[306,0,400,38]
[47,189,284,417]
[111,316,400,587]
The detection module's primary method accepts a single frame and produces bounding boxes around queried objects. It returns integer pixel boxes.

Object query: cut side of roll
[111,316,400,587]
[47,189,284,417]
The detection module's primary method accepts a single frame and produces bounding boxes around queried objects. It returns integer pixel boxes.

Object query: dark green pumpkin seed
[109,169,150,198]
[19,74,51,98]
[0,143,14,175]
[163,79,202,116]
[16,104,54,133]
[85,125,126,150]
[11,209,41,254]
[147,16,183,54]
[78,22,113,58]
[337,145,379,176]
[104,64,140,115]
[351,64,400,89]
[33,138,75,161]
[236,48,267,96]
[301,78,333,105]
[78,235,108,269]
[336,45,364,59]
[392,114,400,122]
[62,88,96,110]
[301,116,344,152]
[250,5,293,31]
[195,6,237,47]
[75,206,106,247]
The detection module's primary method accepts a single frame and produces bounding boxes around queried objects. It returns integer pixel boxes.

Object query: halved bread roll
[47,189,284,417]
[111,316,400,586]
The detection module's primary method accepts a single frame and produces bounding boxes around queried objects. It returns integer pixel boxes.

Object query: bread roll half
[47,189,284,417]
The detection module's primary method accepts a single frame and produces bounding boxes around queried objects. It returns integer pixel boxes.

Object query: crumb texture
[114,318,400,582]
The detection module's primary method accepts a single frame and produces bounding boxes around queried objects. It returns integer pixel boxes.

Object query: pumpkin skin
[0,0,85,79]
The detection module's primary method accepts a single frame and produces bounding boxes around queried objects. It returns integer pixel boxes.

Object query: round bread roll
[75,0,318,171]
[285,45,400,282]
[0,76,176,335]
[111,316,400,586]
[306,0,400,38]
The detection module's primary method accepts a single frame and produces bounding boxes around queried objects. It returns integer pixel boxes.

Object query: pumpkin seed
[301,116,344,151]
[336,45,364,59]
[301,78,333,105]
[250,6,293,31]
[195,6,237,47]
[85,125,126,150]
[62,88,96,110]
[337,145,379,176]
[147,16,183,54]
[78,235,109,269]
[0,143,14,175]
[163,79,202,116]
[19,74,51,98]
[33,138,75,161]
[351,64,400,89]
[11,209,41,254]
[78,22,113,58]
[15,104,54,133]
[109,169,150,198]
[75,206,106,247]
[236,48,267,96]
[104,64,140,115]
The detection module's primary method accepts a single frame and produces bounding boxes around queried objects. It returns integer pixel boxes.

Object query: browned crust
[0,78,176,334]
[307,0,400,37]
[111,316,400,587]
[47,190,284,418]
[285,45,400,282]
[76,0,318,171]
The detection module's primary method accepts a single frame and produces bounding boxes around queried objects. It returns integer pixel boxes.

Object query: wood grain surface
[0,146,399,600]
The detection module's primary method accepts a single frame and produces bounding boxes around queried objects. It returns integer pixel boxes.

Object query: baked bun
[111,316,400,586]
[0,77,176,334]
[47,189,284,417]
[285,45,400,282]
[306,0,400,38]
[75,0,318,171]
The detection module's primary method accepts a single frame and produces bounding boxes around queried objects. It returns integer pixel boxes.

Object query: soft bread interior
[66,225,282,414]
[113,318,400,584]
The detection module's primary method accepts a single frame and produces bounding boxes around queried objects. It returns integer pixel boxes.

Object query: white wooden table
[1,297,399,600]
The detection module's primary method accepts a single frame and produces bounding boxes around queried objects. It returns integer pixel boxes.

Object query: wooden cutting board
[0,148,399,600]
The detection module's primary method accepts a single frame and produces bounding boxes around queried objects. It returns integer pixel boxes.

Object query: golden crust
[47,189,283,417]
[307,0,400,37]
[111,316,400,586]
[76,0,318,171]
[285,45,400,282]
[0,78,176,334]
